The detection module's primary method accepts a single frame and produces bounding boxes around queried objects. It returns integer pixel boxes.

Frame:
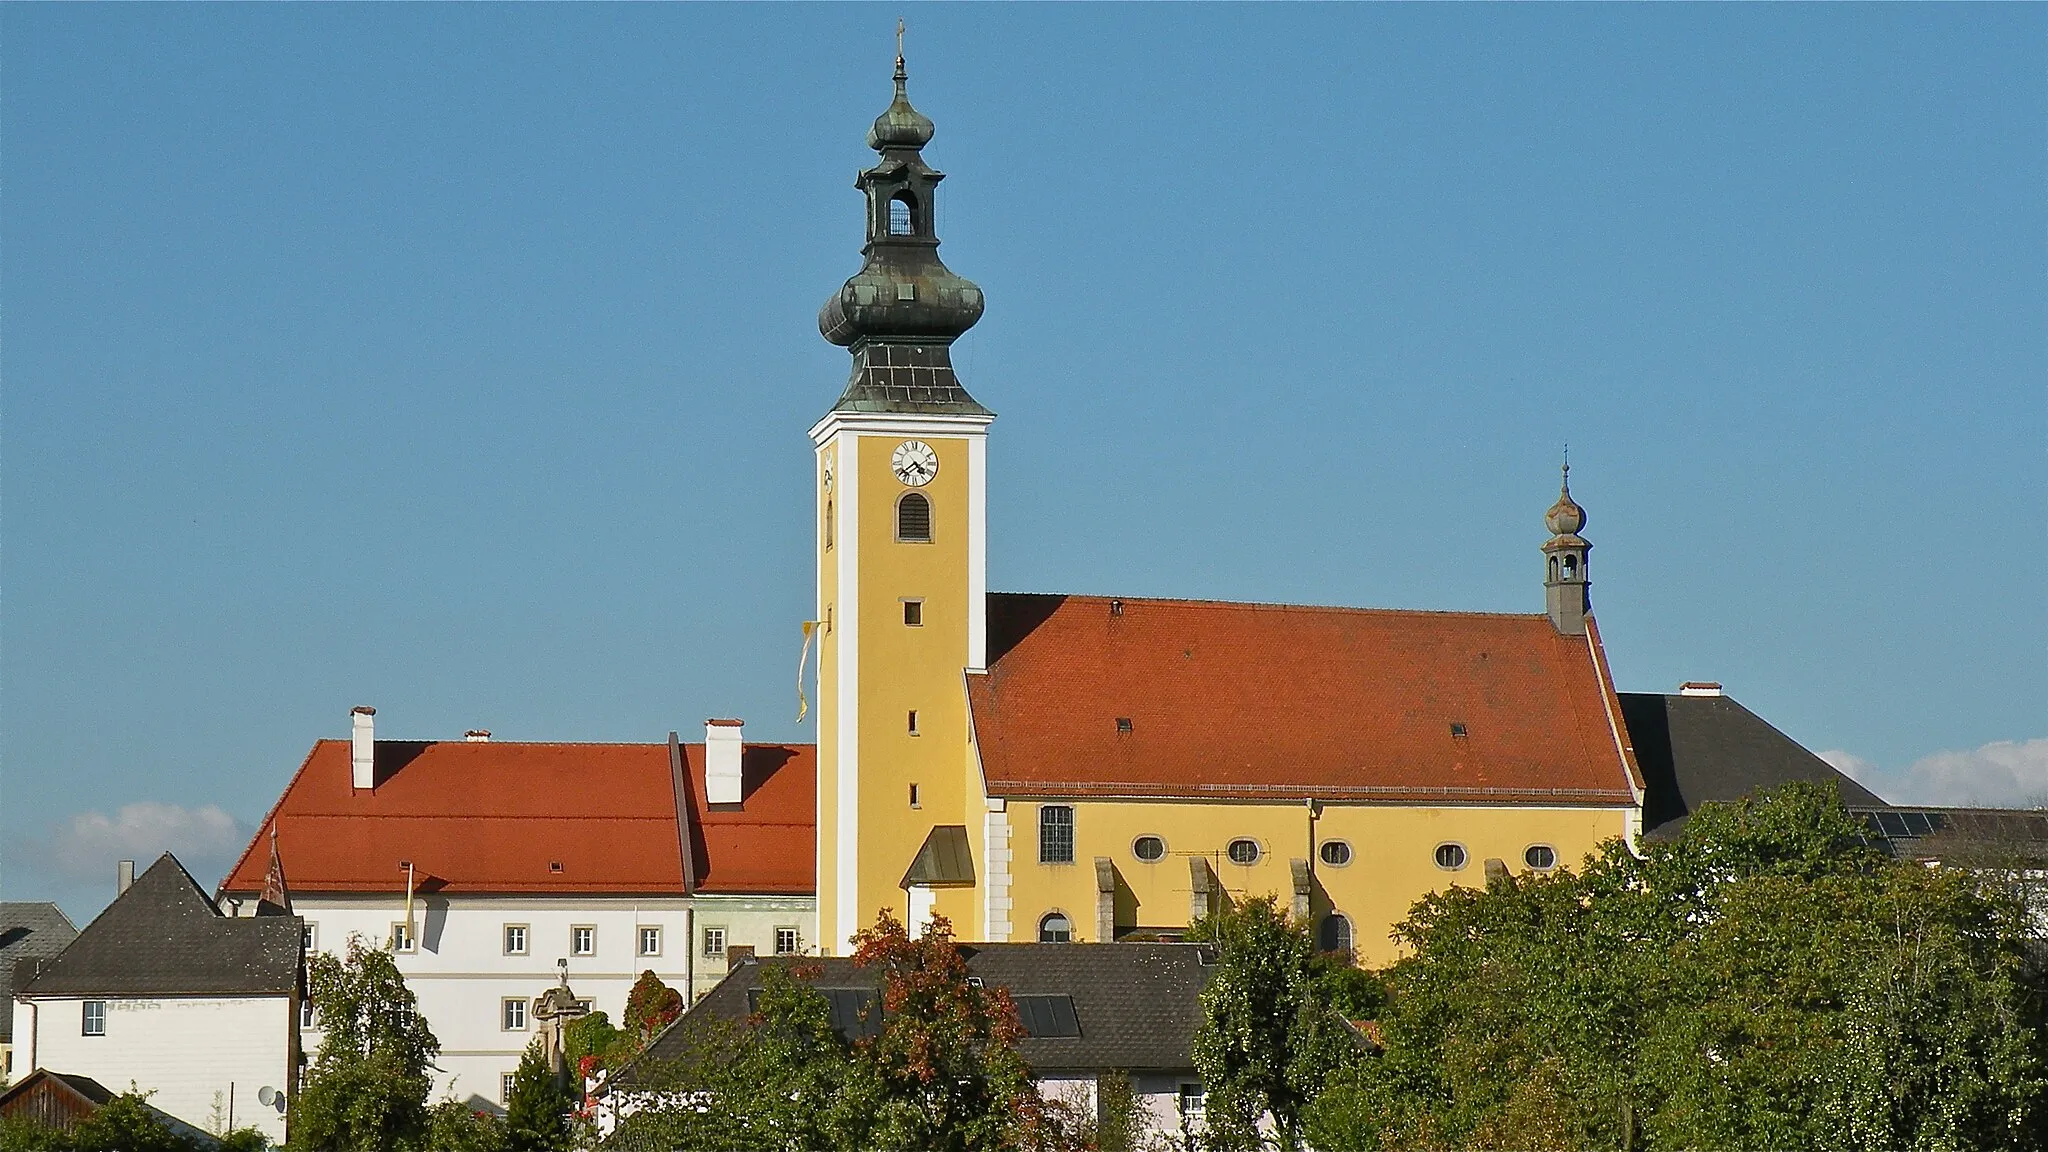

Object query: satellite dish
[257,1086,278,1108]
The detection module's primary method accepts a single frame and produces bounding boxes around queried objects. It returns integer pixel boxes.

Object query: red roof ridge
[299,737,813,749]
[995,590,1551,623]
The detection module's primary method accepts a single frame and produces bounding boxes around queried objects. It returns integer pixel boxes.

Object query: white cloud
[42,802,248,882]
[1821,739,2048,809]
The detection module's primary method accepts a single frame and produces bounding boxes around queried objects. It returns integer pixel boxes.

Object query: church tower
[810,43,990,955]
[1543,459,1591,634]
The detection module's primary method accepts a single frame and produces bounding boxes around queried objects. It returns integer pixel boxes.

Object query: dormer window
[888,192,916,236]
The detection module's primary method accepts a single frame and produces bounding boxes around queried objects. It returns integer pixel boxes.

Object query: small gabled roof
[967,593,1640,805]
[1621,690,1886,842]
[1,902,78,1041]
[0,1070,225,1147]
[615,942,1214,1088]
[16,854,299,998]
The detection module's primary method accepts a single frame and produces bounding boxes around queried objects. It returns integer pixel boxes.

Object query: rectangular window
[638,926,662,957]
[907,710,919,736]
[909,783,921,808]
[571,926,595,956]
[301,998,316,1029]
[82,1000,106,1037]
[1179,1083,1205,1118]
[301,922,317,953]
[902,599,923,626]
[503,998,527,1031]
[775,927,800,956]
[702,926,726,959]
[501,1073,516,1104]
[389,922,415,953]
[1039,805,1075,864]
[503,924,528,956]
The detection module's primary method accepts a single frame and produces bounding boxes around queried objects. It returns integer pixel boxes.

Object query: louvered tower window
[897,492,932,542]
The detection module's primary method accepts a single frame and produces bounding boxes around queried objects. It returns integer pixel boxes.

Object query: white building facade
[220,717,817,1108]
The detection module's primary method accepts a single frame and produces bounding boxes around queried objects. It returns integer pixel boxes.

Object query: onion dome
[1545,462,1586,536]
[866,56,935,152]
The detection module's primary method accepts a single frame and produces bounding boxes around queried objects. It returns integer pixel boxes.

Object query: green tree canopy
[291,934,441,1152]
[503,1039,572,1152]
[1305,782,2048,1152]
[1190,895,1364,1151]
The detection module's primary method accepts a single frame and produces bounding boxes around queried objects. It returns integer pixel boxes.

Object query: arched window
[1548,556,1560,581]
[824,498,834,550]
[1038,912,1072,944]
[1562,555,1578,579]
[896,492,931,542]
[888,192,916,236]
[1318,914,1353,954]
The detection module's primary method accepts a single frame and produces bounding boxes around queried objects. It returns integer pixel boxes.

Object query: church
[209,51,1924,1107]
[807,52,1639,964]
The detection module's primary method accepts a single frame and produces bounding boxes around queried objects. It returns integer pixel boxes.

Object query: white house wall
[20,995,292,1144]
[281,892,813,1106]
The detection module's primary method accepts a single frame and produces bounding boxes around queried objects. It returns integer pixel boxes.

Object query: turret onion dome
[1545,463,1587,536]
[867,58,935,152]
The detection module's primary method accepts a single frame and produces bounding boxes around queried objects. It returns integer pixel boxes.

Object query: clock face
[891,440,939,487]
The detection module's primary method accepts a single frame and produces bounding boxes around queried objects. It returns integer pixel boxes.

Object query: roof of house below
[614,942,1215,1088]
[968,593,1641,804]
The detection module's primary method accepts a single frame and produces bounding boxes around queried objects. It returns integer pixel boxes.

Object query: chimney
[1679,681,1723,697]
[705,720,744,806]
[465,729,492,742]
[117,860,134,897]
[351,706,377,789]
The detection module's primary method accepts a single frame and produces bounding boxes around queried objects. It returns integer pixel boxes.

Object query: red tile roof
[967,594,1642,804]
[221,739,814,898]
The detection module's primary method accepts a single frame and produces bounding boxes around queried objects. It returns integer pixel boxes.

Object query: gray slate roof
[0,903,78,1041]
[1621,691,1887,842]
[617,942,1214,1088]
[14,854,300,998]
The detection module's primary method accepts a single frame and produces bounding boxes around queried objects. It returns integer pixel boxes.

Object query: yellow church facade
[810,55,1642,966]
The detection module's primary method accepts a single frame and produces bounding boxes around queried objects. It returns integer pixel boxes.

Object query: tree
[621,971,684,1045]
[421,1102,507,1152]
[291,934,441,1151]
[0,1091,261,1152]
[504,1039,573,1152]
[834,910,1050,1152]
[1303,782,2048,1152]
[609,910,1066,1152]
[1189,896,1361,1151]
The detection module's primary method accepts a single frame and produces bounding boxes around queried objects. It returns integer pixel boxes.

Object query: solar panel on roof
[1877,811,1912,837]
[1904,812,1935,836]
[1014,994,1080,1038]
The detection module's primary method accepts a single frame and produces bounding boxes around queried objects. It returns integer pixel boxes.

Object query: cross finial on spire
[896,19,906,75]
[1561,444,1570,489]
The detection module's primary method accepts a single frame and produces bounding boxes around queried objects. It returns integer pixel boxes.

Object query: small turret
[1542,456,1591,635]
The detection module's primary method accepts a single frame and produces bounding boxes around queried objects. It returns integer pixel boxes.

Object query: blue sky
[5,5,2042,921]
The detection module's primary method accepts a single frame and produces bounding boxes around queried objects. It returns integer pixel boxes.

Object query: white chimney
[705,719,744,806]
[465,729,492,742]
[1679,681,1724,697]
[352,706,377,789]
[117,859,134,897]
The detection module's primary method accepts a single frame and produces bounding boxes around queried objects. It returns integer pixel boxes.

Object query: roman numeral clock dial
[891,440,939,487]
